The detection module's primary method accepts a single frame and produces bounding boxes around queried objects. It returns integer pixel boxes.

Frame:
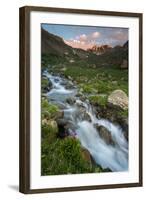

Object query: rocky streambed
[42,70,128,172]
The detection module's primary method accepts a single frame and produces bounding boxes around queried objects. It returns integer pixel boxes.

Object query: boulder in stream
[41,77,53,93]
[82,112,92,122]
[75,106,92,122]
[66,97,76,105]
[96,125,115,145]
[81,147,92,167]
[65,80,75,89]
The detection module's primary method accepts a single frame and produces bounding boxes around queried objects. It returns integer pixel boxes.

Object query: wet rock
[54,110,64,120]
[81,147,92,167]
[57,120,79,139]
[75,92,83,98]
[67,76,73,81]
[82,112,92,122]
[53,102,67,110]
[47,79,53,89]
[124,131,128,141]
[54,78,60,83]
[58,125,68,138]
[65,81,75,89]
[56,119,76,138]
[95,105,119,123]
[108,90,128,110]
[66,97,76,105]
[117,117,128,141]
[95,104,128,140]
[56,118,68,126]
[96,125,115,145]
[75,100,86,108]
[64,122,78,133]
[103,168,112,172]
[74,100,91,122]
[79,95,87,101]
[56,119,68,138]
[75,107,91,122]
[42,78,53,93]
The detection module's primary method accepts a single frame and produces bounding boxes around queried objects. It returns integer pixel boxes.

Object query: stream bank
[41,69,128,175]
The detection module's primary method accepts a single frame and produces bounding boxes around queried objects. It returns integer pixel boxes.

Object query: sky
[42,24,128,50]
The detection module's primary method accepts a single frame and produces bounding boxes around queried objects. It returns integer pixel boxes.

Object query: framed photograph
[19,6,143,194]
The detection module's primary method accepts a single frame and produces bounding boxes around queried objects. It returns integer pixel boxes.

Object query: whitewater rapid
[43,71,128,172]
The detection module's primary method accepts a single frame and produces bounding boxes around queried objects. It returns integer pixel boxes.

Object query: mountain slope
[94,41,128,67]
[41,28,72,56]
[41,28,128,68]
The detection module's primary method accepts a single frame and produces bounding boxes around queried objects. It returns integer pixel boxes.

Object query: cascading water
[43,70,128,172]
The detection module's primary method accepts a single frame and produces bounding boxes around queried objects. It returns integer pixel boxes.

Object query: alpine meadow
[41,24,129,176]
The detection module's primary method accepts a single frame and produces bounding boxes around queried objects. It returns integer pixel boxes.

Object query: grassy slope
[53,63,128,95]
[41,56,128,175]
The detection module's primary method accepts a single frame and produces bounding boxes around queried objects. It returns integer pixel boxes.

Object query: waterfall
[43,70,128,172]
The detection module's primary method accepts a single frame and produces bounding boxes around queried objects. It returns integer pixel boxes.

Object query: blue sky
[42,24,128,50]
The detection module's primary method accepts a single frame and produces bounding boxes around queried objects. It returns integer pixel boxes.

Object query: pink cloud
[64,39,94,50]
[64,31,101,50]
[79,34,87,41]
[110,30,128,41]
[91,32,100,39]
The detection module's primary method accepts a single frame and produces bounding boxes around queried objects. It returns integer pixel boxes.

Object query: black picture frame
[19,6,143,194]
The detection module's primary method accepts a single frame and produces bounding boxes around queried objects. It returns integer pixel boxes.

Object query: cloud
[64,31,100,50]
[64,29,128,50]
[109,30,128,42]
[79,34,87,41]
[91,32,100,39]
[64,39,94,50]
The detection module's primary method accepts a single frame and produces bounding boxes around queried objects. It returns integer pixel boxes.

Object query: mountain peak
[87,44,112,55]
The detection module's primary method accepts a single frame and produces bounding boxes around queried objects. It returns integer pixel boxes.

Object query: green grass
[41,78,49,89]
[118,109,128,118]
[41,137,93,175]
[57,65,128,95]
[42,53,128,95]
[41,55,128,175]
[41,98,59,119]
[80,84,97,94]
[41,98,97,175]
[88,95,108,107]
[42,53,66,67]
